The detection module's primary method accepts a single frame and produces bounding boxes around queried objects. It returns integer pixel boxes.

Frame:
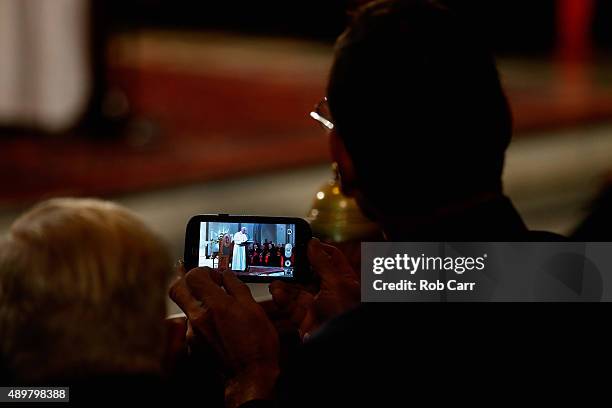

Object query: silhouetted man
[323,1,539,241]
[171,2,575,408]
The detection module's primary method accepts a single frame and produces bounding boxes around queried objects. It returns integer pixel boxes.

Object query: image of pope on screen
[232,227,248,271]
[198,221,296,277]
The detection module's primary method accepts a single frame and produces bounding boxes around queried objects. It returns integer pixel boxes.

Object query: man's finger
[289,290,315,327]
[222,270,255,304]
[269,281,302,308]
[187,307,218,347]
[307,238,332,266]
[169,277,202,319]
[209,268,223,286]
[308,238,350,284]
[319,241,358,279]
[185,267,227,306]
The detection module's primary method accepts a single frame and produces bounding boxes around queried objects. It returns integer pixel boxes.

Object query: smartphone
[184,214,312,283]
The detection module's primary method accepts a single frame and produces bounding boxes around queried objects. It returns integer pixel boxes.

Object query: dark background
[106,0,612,53]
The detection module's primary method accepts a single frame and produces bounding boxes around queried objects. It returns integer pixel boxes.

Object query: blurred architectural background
[1,1,612,303]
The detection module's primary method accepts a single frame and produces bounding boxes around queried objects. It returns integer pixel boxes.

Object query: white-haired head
[0,198,173,381]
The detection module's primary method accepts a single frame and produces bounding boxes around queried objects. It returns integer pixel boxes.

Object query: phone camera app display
[198,222,296,278]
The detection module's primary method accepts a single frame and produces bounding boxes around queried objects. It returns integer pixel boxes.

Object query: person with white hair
[0,198,173,390]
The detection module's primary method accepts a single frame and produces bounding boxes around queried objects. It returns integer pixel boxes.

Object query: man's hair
[328,0,512,212]
[0,198,172,381]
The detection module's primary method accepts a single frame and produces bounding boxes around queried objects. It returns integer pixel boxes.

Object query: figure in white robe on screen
[232,227,248,271]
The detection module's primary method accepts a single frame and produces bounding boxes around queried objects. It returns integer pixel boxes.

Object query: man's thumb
[308,238,335,279]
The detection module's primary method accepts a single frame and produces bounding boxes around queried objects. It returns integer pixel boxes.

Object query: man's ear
[330,130,358,196]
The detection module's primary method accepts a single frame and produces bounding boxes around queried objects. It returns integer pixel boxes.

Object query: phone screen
[198,221,297,278]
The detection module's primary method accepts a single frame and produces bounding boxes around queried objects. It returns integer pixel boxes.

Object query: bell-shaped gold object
[307,164,382,244]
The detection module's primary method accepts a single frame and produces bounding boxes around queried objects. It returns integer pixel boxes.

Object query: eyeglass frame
[309,97,335,131]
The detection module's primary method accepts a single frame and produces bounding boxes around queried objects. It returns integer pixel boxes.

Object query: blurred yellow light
[339,200,347,209]
[332,186,340,195]
[317,191,325,200]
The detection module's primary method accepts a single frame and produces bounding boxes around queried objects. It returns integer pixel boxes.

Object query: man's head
[241,227,247,234]
[327,0,512,218]
[0,198,172,381]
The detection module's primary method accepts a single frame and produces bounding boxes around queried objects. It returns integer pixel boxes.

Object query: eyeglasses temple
[309,111,335,130]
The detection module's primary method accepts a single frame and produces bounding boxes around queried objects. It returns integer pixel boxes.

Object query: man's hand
[269,238,360,339]
[169,267,280,408]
